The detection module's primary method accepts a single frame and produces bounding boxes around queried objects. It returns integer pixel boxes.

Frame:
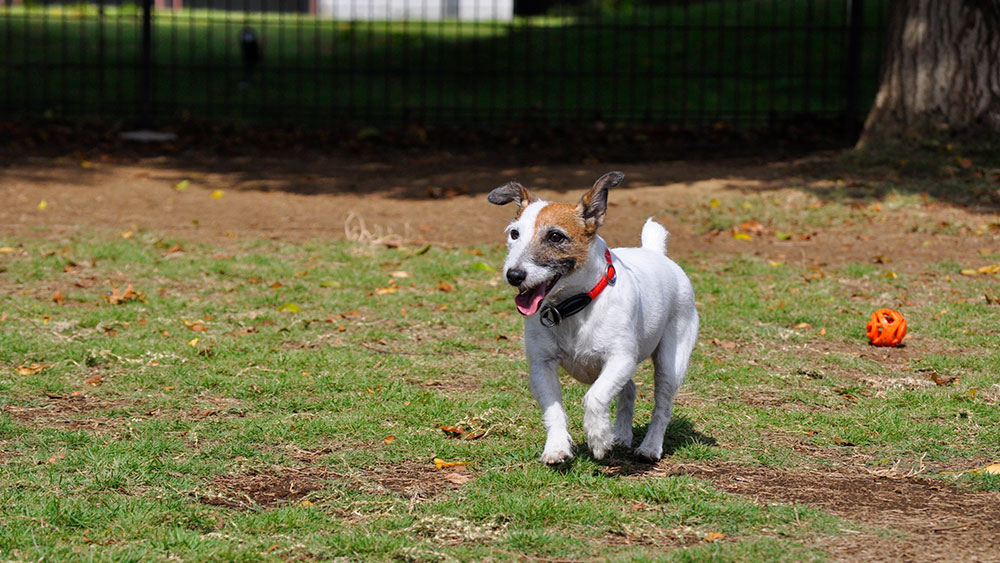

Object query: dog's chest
[551,323,608,384]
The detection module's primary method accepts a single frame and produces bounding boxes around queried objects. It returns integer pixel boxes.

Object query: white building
[318,0,513,21]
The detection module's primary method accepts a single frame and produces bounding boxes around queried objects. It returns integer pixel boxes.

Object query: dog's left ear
[488,181,538,216]
[579,171,623,233]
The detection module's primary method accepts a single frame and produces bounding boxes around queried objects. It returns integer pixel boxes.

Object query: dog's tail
[640,218,669,255]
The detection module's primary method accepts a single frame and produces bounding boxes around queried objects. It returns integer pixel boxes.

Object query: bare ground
[3,152,998,273]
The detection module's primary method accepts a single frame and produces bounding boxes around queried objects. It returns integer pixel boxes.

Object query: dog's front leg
[583,356,636,460]
[529,359,574,465]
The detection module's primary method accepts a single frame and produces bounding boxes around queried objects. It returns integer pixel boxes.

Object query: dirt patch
[201,466,336,510]
[659,462,1000,562]
[2,396,145,431]
[366,462,474,500]
[2,154,997,277]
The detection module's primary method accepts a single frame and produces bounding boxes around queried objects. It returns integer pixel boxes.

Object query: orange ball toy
[866,308,907,347]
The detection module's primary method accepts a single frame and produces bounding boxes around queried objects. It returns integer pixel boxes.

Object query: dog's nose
[506,268,527,286]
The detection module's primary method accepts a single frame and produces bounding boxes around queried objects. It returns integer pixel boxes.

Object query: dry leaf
[443,472,470,485]
[390,271,411,278]
[710,338,737,349]
[210,190,224,199]
[437,281,455,292]
[37,200,48,211]
[51,291,65,304]
[930,373,957,386]
[300,499,314,507]
[793,322,812,330]
[104,284,145,305]
[84,375,103,386]
[46,452,67,464]
[278,303,301,313]
[383,435,395,445]
[374,285,398,295]
[975,463,1000,475]
[732,232,752,241]
[184,320,207,331]
[704,531,725,542]
[433,458,471,470]
[174,179,190,191]
[17,363,52,375]
[833,437,856,447]
[187,337,199,347]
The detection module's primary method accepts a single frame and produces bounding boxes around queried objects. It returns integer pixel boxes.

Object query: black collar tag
[538,294,593,327]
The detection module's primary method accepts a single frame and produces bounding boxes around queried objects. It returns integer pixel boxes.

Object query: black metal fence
[1,0,887,131]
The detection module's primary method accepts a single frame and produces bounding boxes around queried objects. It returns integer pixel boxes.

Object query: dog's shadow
[551,416,717,477]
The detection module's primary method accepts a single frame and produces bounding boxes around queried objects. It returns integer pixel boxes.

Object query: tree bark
[857,0,1000,147]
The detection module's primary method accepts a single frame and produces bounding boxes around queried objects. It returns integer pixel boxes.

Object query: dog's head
[487,171,623,316]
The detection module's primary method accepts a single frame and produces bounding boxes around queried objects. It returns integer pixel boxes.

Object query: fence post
[139,0,153,128]
[844,0,863,134]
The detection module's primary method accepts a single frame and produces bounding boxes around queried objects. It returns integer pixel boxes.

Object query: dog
[488,171,698,464]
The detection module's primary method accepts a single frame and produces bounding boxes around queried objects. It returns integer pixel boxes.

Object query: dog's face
[488,172,623,316]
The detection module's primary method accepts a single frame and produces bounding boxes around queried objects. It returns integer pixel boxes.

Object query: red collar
[539,248,616,327]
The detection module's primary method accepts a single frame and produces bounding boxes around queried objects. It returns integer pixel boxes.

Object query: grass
[0,0,888,126]
[2,162,1000,560]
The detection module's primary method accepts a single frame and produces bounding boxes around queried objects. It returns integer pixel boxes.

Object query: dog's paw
[612,428,633,448]
[586,431,615,460]
[635,443,663,461]
[540,448,574,465]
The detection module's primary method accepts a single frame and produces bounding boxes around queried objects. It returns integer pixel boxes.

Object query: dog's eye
[547,231,566,244]
[510,229,520,240]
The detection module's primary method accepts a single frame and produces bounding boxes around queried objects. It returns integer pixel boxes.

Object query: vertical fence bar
[844,0,863,133]
[139,0,153,127]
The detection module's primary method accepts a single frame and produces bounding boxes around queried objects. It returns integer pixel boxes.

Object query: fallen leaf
[104,284,145,305]
[443,472,470,485]
[320,280,342,288]
[277,303,301,313]
[437,281,455,292]
[390,271,411,278]
[885,271,898,279]
[732,232,753,241]
[710,338,737,349]
[210,190,224,199]
[704,531,725,542]
[433,458,471,470]
[184,320,207,331]
[270,281,283,289]
[929,373,957,386]
[473,262,496,272]
[737,220,767,236]
[69,390,85,399]
[374,285,397,295]
[52,290,64,304]
[975,463,1000,475]
[383,435,395,445]
[709,198,720,208]
[46,452,67,464]
[188,337,200,347]
[833,437,856,447]
[17,363,52,375]
[174,179,190,191]
[300,499,314,507]
[37,200,48,211]
[84,375,103,386]
[793,322,812,330]
[0,247,15,253]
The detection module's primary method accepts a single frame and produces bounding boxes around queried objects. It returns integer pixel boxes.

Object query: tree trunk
[857,0,1000,147]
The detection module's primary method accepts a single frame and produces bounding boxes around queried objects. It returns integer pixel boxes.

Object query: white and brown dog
[488,172,698,464]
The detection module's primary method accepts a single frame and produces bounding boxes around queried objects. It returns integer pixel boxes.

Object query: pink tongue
[515,283,549,316]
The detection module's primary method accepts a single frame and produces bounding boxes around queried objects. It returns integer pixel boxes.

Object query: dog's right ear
[487,181,538,215]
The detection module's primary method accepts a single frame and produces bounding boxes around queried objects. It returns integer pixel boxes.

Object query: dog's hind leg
[636,315,698,460]
[612,380,636,447]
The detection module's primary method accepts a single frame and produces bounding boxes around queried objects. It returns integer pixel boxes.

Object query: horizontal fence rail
[0,0,887,132]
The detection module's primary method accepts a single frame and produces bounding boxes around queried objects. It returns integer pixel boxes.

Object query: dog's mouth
[514,276,560,316]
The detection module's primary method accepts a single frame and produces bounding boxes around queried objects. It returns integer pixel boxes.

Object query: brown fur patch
[532,203,593,271]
